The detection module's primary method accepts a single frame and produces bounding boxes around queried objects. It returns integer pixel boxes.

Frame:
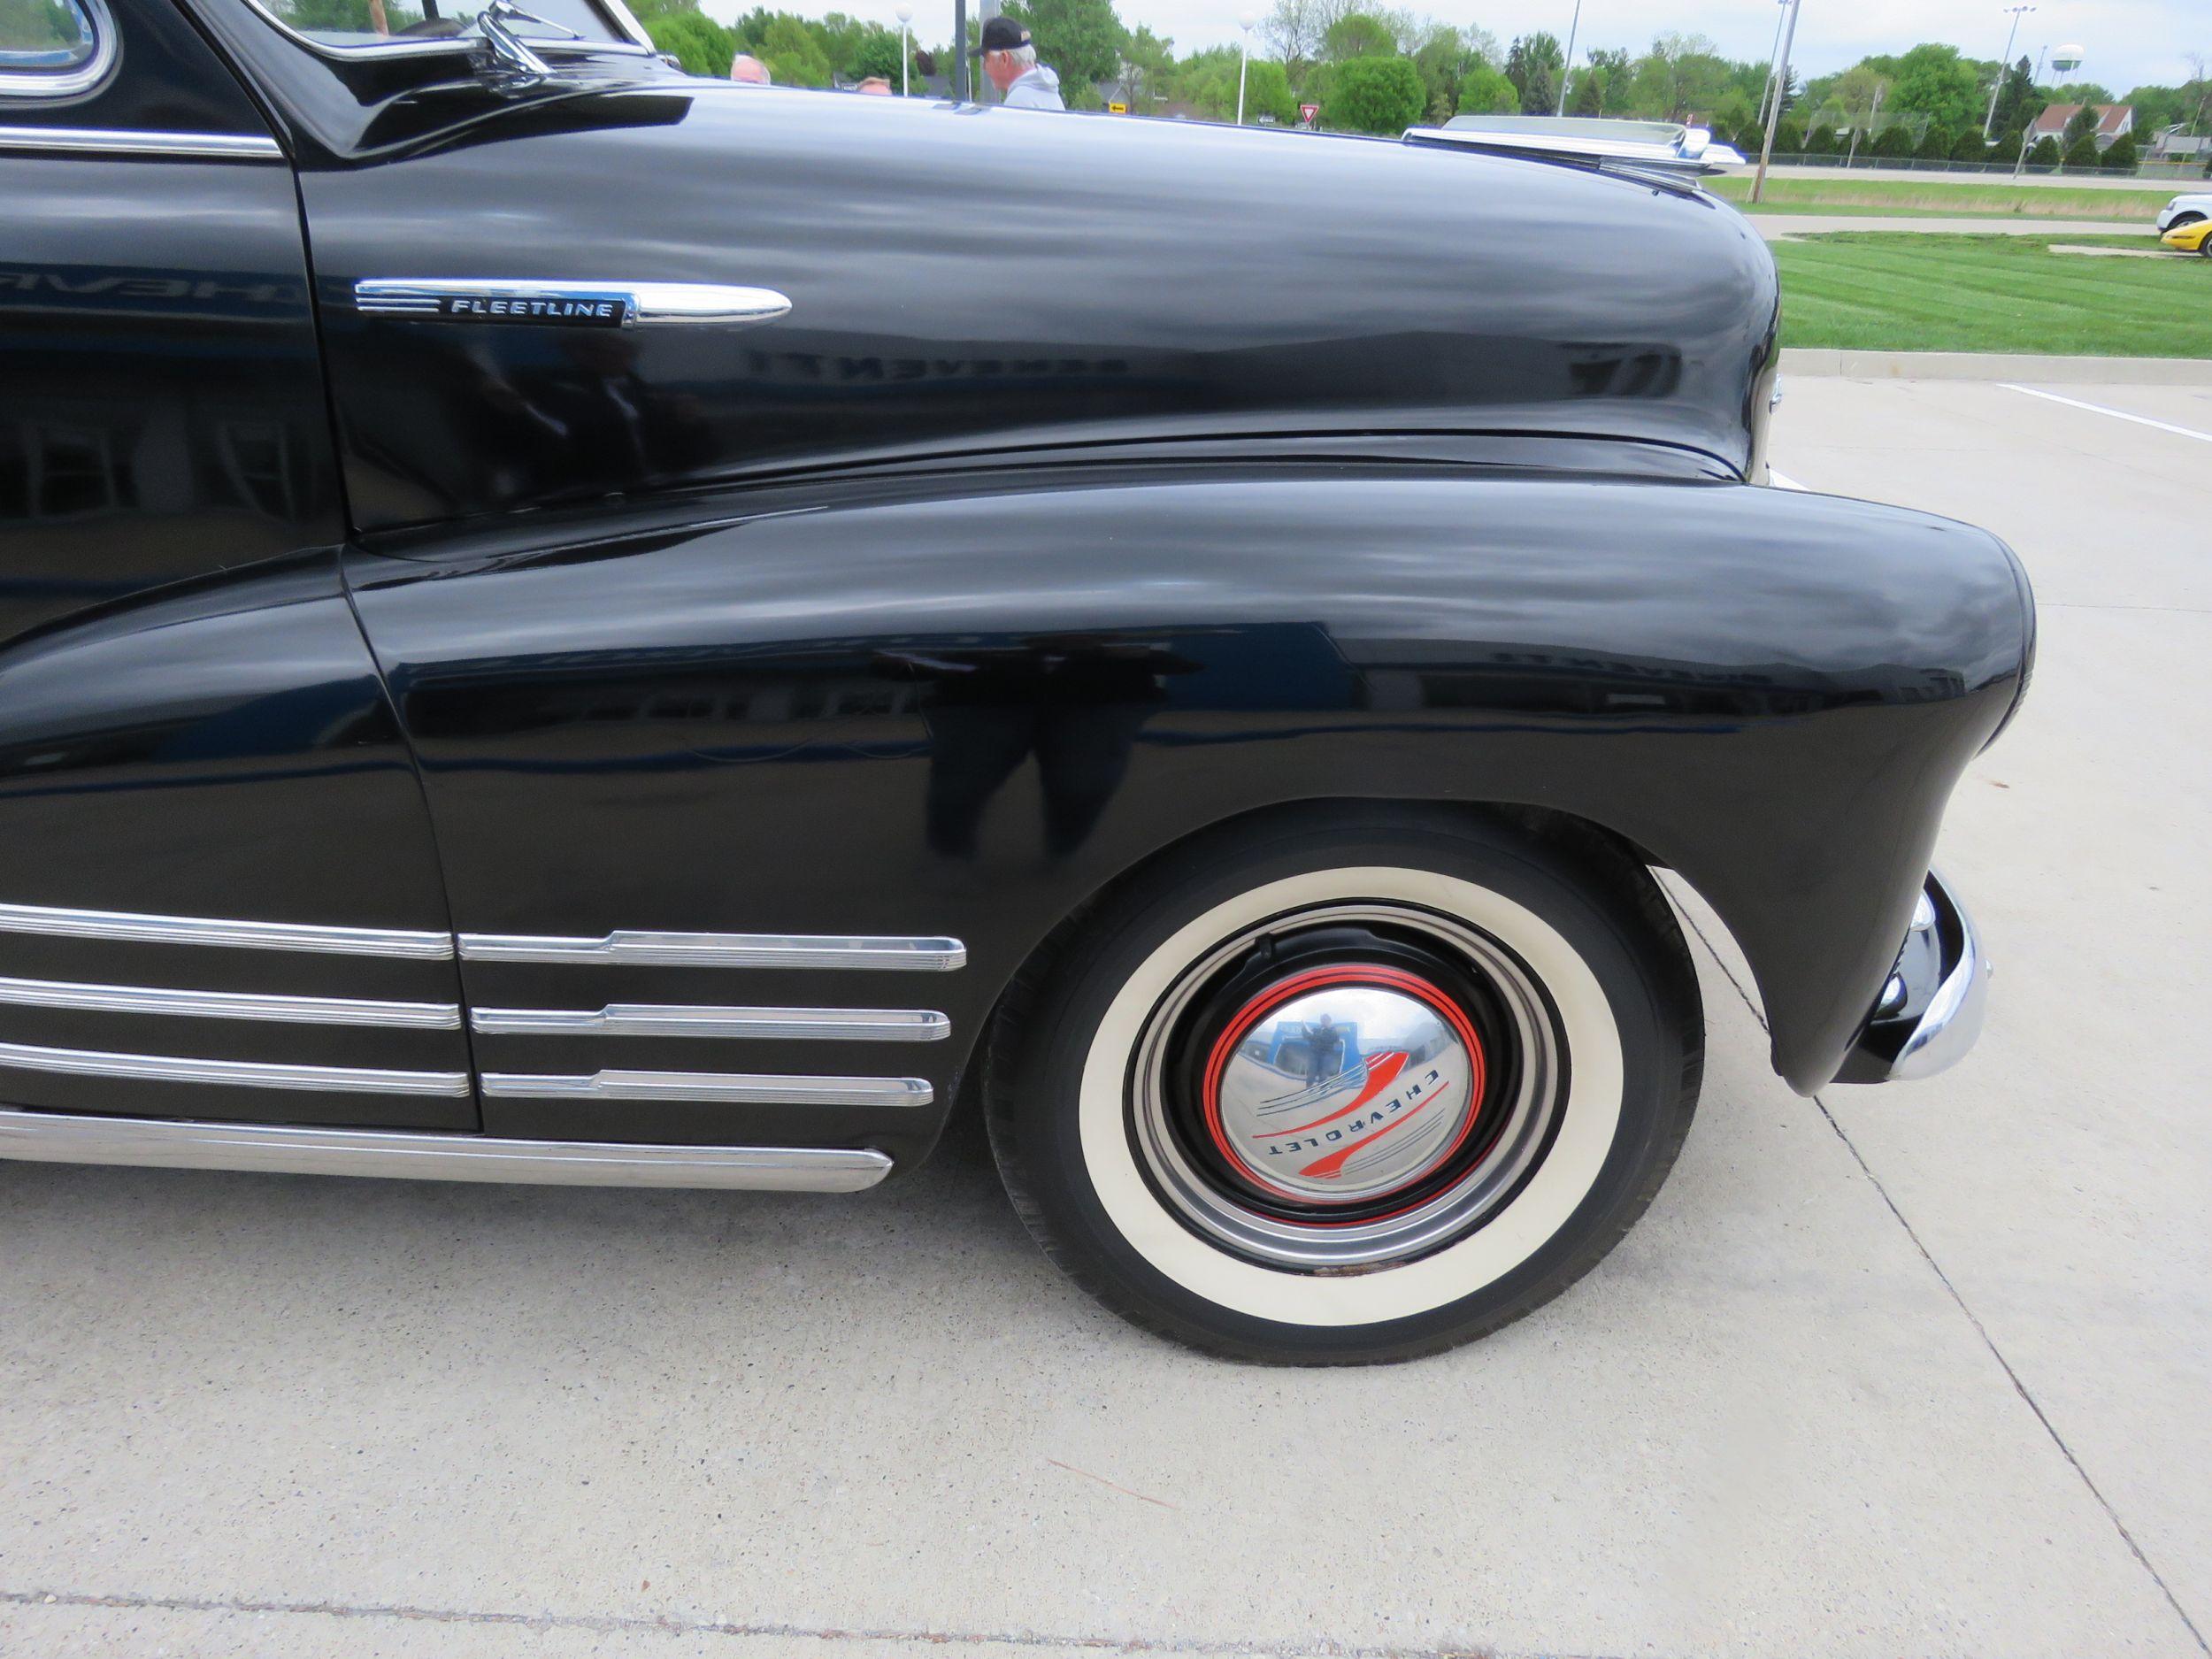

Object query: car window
[0,0,100,76]
[252,0,626,49]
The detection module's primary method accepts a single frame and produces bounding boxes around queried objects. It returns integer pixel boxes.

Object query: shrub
[1328,54,1427,134]
[2026,134,2061,168]
[1871,123,1916,158]
[1773,119,1804,154]
[2101,132,2138,171]
[1455,63,1517,116]
[1805,123,1839,156]
[1951,128,1990,163]
[1915,122,1952,160]
[1734,121,1764,157]
[2062,132,2100,172]
[646,10,735,75]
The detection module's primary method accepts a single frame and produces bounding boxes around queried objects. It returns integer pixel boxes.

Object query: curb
[1778,349,2212,384]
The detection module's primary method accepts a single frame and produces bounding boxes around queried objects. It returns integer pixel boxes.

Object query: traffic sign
[1299,102,1318,125]
[1109,101,1127,113]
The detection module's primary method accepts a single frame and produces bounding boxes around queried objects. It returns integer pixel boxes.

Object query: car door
[0,0,476,1129]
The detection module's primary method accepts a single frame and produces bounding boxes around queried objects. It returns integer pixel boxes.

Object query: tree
[754,13,830,83]
[1584,46,1630,113]
[847,27,910,83]
[2025,134,2060,168]
[1914,120,1951,160]
[1260,0,1349,88]
[1735,121,1764,157]
[648,8,736,75]
[2062,104,2100,148]
[1455,62,1516,115]
[1773,118,1803,154]
[1950,127,1989,162]
[1871,122,1916,158]
[1631,31,1727,123]
[1805,123,1839,155]
[2101,131,2138,171]
[1502,32,1562,115]
[1323,11,1394,59]
[1113,21,1174,111]
[1327,52,1425,133]
[1991,54,2036,134]
[1240,57,1298,123]
[1001,0,1125,89]
[1571,71,1601,115]
[2062,131,2100,171]
[1888,42,1979,132]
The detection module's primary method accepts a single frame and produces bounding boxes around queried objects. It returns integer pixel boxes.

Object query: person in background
[729,53,771,84]
[969,16,1063,110]
[855,76,892,94]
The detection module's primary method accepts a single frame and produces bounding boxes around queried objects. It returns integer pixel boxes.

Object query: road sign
[1109,101,1127,113]
[1299,102,1318,125]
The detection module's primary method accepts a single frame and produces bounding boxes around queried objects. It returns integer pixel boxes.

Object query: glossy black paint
[348,465,2032,1166]
[182,0,1780,532]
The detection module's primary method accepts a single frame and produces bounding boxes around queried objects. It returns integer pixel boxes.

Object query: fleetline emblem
[1202,966,1486,1208]
[434,294,626,326]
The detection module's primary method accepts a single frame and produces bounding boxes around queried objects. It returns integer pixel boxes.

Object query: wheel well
[949,796,1694,1127]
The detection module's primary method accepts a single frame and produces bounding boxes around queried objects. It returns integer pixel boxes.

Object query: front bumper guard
[1836,872,1989,1085]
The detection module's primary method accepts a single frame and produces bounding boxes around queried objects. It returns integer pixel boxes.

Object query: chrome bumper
[1836,872,1990,1085]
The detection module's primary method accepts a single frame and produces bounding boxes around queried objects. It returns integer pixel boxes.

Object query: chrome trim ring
[0,1109,892,1191]
[356,280,791,327]
[479,1070,933,1107]
[0,974,459,1029]
[0,1040,472,1097]
[1129,902,1565,1272]
[0,126,282,159]
[458,930,964,971]
[0,900,453,958]
[472,1003,949,1041]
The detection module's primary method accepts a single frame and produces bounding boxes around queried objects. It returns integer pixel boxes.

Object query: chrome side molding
[0,900,453,959]
[0,1040,472,1097]
[480,1070,933,1107]
[471,1003,949,1041]
[0,127,281,161]
[0,1109,892,1192]
[458,930,966,972]
[354,280,792,328]
[0,974,460,1029]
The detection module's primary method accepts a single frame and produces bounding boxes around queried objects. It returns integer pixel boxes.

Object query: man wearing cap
[971,16,1064,110]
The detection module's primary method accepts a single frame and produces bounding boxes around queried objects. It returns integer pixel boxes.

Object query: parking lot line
[2001,383,2212,446]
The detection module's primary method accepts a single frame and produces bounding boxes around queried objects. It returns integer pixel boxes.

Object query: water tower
[2050,43,2084,73]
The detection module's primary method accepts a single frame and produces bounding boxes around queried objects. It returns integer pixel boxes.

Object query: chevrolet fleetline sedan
[0,0,2032,1362]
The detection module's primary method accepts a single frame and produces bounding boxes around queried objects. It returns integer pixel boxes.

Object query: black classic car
[1,0,2032,1363]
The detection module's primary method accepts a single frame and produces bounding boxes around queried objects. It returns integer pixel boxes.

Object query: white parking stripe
[2001,383,2212,447]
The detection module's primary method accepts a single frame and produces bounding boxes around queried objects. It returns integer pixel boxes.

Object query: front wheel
[986,808,1703,1364]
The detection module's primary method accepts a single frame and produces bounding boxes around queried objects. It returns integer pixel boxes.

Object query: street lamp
[1750,0,1801,204]
[1758,0,1788,131]
[1235,10,1255,126]
[1983,4,2032,140]
[1554,0,1580,117]
[895,1,911,96]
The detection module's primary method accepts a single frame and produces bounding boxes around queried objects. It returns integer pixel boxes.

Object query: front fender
[349,465,2030,1157]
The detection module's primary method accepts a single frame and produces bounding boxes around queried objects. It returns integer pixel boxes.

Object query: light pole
[1982,4,2032,140]
[895,1,911,96]
[1235,10,1255,125]
[1554,0,1580,116]
[1750,0,1800,204]
[1757,0,1788,130]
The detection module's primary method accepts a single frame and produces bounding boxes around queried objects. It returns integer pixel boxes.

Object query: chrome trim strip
[0,901,453,959]
[458,931,965,972]
[0,1109,891,1192]
[355,280,792,327]
[0,0,116,97]
[479,1070,933,1107]
[0,1041,471,1097]
[471,1004,950,1041]
[0,974,460,1030]
[231,0,653,64]
[0,126,282,159]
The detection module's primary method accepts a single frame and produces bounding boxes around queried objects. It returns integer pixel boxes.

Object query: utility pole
[1750,0,1801,204]
[1757,0,1788,131]
[1236,9,1254,124]
[954,0,969,99]
[1555,0,1580,117]
[1982,4,2033,140]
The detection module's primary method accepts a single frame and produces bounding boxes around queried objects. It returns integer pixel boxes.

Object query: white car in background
[2155,193,2212,232]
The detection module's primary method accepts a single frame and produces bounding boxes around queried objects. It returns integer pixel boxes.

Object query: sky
[726,0,2207,99]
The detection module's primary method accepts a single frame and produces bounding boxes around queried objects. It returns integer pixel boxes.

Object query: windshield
[253,0,626,50]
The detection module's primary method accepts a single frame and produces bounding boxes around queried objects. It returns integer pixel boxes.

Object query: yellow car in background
[2161,219,2212,257]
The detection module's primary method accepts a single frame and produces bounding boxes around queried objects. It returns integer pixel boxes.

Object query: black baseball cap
[968,16,1031,55]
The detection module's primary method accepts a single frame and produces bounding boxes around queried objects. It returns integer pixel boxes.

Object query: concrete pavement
[1749,214,2148,236]
[3,379,2208,1658]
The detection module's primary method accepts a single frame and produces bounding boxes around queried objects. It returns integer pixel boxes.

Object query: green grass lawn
[1770,234,2212,356]
[1712,175,2177,223]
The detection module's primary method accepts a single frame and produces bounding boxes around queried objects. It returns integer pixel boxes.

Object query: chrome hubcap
[1202,968,1486,1207]
[1128,901,1567,1273]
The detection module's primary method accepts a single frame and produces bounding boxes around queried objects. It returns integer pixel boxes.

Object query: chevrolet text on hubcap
[1129,902,1566,1272]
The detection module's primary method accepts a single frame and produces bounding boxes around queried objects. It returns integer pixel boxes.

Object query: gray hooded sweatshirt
[1002,62,1064,110]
